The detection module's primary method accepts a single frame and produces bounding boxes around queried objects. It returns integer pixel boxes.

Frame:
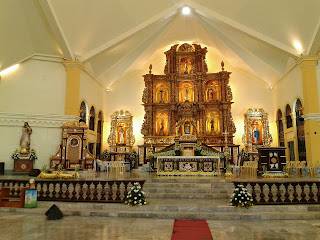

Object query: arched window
[89,106,95,131]
[294,99,306,161]
[277,109,284,147]
[79,101,89,124]
[285,104,293,129]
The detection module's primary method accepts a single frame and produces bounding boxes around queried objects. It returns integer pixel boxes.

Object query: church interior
[1,0,320,239]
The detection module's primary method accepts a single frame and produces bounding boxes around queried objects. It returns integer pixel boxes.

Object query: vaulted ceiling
[1,0,320,88]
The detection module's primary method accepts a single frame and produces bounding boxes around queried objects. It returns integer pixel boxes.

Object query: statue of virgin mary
[20,122,32,154]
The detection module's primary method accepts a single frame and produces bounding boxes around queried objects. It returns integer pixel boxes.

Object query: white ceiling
[1,0,320,87]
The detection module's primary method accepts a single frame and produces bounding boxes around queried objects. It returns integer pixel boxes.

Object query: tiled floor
[0,212,320,240]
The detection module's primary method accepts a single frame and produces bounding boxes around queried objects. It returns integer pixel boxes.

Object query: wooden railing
[233,180,320,205]
[0,179,146,203]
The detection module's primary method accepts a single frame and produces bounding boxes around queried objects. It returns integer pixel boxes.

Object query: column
[297,56,320,163]
[63,61,83,116]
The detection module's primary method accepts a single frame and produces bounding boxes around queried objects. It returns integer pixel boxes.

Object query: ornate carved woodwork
[242,107,273,153]
[141,43,236,146]
[108,109,135,153]
[50,120,94,169]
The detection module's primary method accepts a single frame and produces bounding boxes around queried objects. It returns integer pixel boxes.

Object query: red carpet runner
[171,219,213,240]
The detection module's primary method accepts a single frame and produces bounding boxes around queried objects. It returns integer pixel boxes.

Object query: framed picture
[25,189,37,208]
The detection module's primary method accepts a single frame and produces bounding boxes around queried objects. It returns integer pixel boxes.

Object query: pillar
[297,56,320,163]
[63,61,83,116]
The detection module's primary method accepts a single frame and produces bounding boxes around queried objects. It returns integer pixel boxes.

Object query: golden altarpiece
[107,110,135,161]
[138,43,239,164]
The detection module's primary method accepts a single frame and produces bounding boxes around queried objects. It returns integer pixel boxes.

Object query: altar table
[157,156,220,176]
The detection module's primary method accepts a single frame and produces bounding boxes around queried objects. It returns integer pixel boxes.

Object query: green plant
[57,164,63,174]
[41,164,47,173]
[230,184,253,208]
[124,182,147,206]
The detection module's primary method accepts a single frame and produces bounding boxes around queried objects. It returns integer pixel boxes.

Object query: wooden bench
[0,187,29,208]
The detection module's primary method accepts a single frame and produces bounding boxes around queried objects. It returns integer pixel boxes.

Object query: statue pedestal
[13,158,34,174]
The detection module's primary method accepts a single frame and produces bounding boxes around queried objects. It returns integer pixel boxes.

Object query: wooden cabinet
[258,147,286,173]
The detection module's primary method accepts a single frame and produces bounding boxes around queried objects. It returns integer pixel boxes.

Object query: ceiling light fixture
[0,64,19,76]
[293,41,303,53]
[182,6,191,15]
[106,89,110,92]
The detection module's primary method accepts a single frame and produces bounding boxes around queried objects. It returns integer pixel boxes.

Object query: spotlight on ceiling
[269,86,273,90]
[106,89,110,92]
[294,41,303,53]
[182,6,191,15]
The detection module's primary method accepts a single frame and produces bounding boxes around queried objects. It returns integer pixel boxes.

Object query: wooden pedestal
[13,158,34,174]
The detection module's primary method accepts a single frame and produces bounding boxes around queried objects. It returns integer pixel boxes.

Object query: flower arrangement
[124,182,147,206]
[230,184,253,208]
[129,150,138,159]
[11,149,20,160]
[29,149,37,160]
[101,150,110,160]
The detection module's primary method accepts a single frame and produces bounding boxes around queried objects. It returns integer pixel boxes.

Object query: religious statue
[159,88,164,103]
[252,126,260,145]
[208,85,217,101]
[185,85,189,101]
[159,120,165,136]
[210,119,215,132]
[184,60,188,74]
[119,127,125,145]
[20,122,32,154]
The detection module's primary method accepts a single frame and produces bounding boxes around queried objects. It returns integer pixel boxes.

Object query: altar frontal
[157,156,220,176]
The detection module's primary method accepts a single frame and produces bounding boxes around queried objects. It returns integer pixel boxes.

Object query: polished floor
[0,212,320,240]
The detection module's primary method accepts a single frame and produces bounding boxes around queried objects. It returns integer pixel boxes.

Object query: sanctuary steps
[1,200,320,220]
[143,178,234,199]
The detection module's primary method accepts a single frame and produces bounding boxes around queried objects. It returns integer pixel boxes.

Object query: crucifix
[159,88,164,102]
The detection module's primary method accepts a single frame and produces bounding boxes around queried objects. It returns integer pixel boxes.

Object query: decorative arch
[155,111,169,136]
[89,106,96,131]
[179,81,194,102]
[294,98,306,161]
[79,101,89,124]
[285,104,293,129]
[276,109,285,147]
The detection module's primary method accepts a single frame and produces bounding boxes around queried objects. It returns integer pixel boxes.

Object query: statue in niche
[184,122,191,134]
[159,120,165,136]
[159,88,164,103]
[20,122,32,154]
[184,60,189,74]
[252,126,261,145]
[118,127,125,145]
[208,85,217,101]
[185,85,189,101]
[210,119,215,133]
